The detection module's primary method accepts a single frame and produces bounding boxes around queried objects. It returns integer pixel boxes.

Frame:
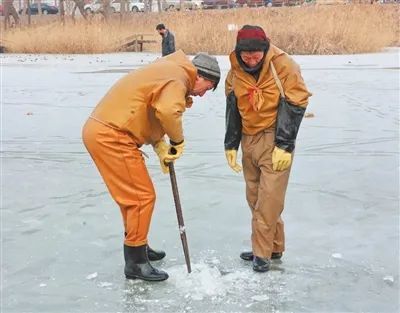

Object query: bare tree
[3,0,20,30]
[157,0,161,12]
[120,0,127,21]
[100,0,112,21]
[121,0,127,14]
[143,0,150,12]
[59,0,66,25]
[26,0,31,25]
[71,0,88,21]
[20,0,27,16]
[38,0,42,15]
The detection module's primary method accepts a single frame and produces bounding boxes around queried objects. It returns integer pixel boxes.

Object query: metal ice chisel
[168,162,192,273]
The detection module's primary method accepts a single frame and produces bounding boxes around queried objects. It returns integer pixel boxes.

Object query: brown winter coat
[225,45,311,135]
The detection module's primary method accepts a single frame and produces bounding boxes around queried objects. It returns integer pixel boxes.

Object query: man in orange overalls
[82,51,220,282]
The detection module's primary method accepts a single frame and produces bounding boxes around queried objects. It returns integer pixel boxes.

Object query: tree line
[3,0,182,29]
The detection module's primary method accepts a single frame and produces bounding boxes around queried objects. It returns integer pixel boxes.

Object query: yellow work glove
[272,146,292,171]
[168,141,185,161]
[153,140,177,174]
[225,149,242,173]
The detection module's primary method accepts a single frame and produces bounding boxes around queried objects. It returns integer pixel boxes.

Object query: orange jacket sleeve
[274,54,312,108]
[225,69,234,97]
[152,80,187,144]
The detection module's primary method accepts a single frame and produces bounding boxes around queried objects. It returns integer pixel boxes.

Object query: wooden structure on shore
[117,33,158,52]
[0,40,9,53]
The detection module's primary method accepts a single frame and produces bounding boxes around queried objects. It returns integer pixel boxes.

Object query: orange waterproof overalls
[82,51,197,247]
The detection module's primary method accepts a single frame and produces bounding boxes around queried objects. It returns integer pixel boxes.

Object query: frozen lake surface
[1,49,399,313]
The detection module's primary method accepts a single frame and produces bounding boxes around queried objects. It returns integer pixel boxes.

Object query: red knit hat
[236,25,270,52]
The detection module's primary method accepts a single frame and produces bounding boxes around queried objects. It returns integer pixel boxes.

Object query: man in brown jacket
[224,25,311,272]
[82,50,220,282]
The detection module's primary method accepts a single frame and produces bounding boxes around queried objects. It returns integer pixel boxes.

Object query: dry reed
[2,4,399,55]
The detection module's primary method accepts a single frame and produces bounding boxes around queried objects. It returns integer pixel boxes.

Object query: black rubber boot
[240,251,253,261]
[240,251,283,261]
[124,245,169,282]
[272,252,283,260]
[147,246,166,261]
[124,232,166,262]
[252,256,271,273]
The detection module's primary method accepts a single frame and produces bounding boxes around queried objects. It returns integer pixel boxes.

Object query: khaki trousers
[82,118,155,247]
[241,128,291,259]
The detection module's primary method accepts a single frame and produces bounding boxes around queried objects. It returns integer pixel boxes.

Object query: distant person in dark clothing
[156,23,175,57]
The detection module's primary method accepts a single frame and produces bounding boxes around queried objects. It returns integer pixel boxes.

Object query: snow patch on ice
[98,282,113,288]
[86,272,98,280]
[39,283,47,287]
[251,294,269,301]
[331,253,343,259]
[383,275,394,285]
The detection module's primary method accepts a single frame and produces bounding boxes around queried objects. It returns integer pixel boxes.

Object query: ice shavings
[209,257,220,265]
[169,263,225,301]
[168,261,262,302]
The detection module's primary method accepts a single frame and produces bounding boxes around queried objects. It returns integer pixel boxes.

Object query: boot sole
[253,267,270,273]
[240,255,253,261]
[125,274,169,282]
[148,256,166,261]
[240,254,282,261]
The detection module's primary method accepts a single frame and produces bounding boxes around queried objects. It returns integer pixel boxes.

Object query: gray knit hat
[192,53,221,90]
